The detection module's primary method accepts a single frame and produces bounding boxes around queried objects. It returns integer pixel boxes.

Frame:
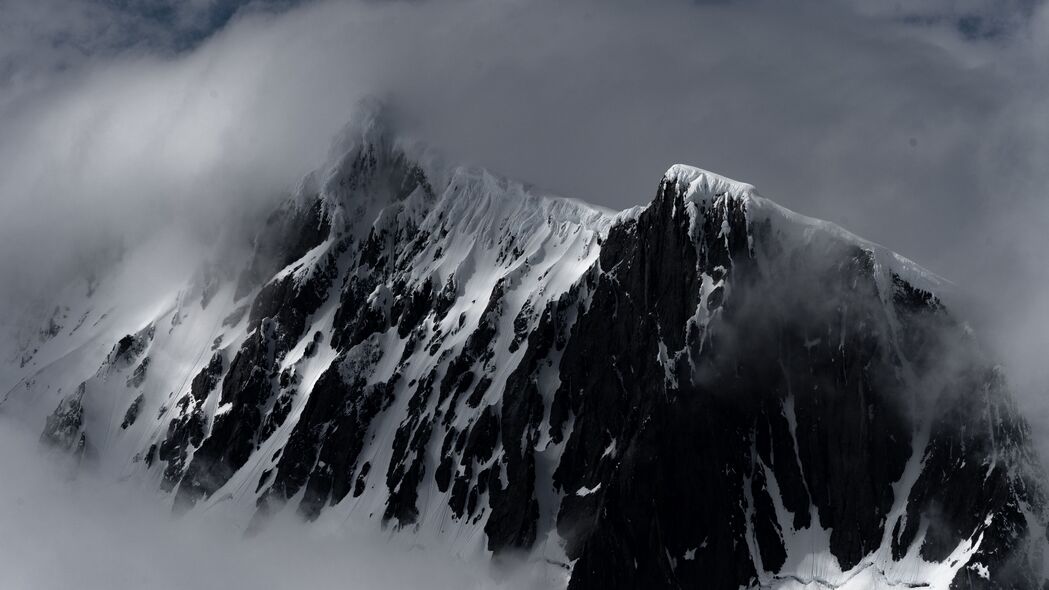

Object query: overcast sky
[0,0,1047,413]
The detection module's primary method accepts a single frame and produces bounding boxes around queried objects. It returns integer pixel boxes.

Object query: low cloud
[0,414,557,589]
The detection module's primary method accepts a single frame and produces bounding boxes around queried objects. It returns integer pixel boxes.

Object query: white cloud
[0,415,558,589]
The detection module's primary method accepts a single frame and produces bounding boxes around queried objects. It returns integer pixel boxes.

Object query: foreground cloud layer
[0,414,561,589]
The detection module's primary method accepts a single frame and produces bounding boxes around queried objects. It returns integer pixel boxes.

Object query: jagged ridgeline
[9,108,1048,589]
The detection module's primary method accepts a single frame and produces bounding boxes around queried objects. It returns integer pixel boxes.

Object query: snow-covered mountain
[3,107,1046,589]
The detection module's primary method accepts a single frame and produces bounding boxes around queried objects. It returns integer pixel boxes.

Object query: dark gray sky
[0,0,1047,411]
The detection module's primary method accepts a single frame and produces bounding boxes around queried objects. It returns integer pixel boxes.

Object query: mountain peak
[664,163,758,203]
[8,134,1044,589]
[657,162,951,298]
[327,97,398,159]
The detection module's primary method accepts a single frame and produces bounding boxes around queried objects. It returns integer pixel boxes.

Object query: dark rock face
[256,347,396,522]
[41,382,88,456]
[125,357,150,388]
[892,366,1046,587]
[159,353,223,492]
[486,300,564,551]
[175,330,276,510]
[545,181,766,587]
[121,393,144,430]
[106,325,155,370]
[384,368,437,526]
[528,177,1044,589]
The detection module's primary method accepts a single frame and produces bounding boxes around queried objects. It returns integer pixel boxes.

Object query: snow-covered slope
[2,109,1045,589]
